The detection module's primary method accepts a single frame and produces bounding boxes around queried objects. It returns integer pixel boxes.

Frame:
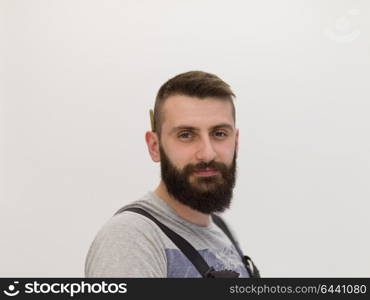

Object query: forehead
[161,95,234,131]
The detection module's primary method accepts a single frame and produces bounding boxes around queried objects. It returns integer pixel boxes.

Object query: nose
[195,135,217,162]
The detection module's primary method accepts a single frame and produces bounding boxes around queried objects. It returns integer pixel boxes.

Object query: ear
[235,128,239,155]
[145,131,160,162]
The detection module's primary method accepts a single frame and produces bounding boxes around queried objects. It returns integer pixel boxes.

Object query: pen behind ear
[149,109,155,132]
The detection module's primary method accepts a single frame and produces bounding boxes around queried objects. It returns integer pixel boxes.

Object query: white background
[1,0,369,277]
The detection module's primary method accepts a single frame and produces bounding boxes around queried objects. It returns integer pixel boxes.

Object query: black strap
[211,214,260,278]
[116,207,260,278]
[211,214,244,258]
[121,207,213,278]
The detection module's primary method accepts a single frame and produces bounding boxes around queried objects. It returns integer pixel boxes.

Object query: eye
[178,131,194,140]
[213,131,228,139]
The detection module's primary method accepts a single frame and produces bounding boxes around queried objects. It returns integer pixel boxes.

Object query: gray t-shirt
[85,191,249,278]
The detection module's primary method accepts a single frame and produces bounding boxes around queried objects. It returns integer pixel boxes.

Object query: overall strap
[120,207,213,278]
[211,214,260,278]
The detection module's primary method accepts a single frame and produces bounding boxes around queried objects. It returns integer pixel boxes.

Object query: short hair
[152,71,236,137]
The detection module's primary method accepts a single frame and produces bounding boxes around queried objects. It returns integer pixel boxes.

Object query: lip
[193,169,219,177]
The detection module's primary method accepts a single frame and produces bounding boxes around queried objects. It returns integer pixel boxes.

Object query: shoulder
[101,211,163,238]
[85,211,167,277]
[90,210,169,251]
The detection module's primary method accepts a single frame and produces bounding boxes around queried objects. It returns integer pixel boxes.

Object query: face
[157,95,239,214]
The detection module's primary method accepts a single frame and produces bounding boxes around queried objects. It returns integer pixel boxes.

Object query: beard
[159,145,237,214]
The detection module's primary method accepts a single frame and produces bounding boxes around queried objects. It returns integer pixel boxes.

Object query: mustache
[185,161,227,173]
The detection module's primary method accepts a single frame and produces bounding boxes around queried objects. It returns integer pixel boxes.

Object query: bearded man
[85,71,259,278]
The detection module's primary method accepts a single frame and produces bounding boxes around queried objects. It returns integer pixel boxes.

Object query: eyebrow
[169,123,234,135]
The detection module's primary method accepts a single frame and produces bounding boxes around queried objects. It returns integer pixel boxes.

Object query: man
[85,71,259,278]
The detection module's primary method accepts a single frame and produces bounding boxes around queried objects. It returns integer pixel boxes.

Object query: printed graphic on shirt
[165,246,249,278]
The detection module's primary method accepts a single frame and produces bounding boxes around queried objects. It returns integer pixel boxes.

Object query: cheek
[217,146,235,166]
[164,144,193,168]
[214,143,235,162]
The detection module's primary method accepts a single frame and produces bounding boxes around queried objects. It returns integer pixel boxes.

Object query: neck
[154,181,211,227]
